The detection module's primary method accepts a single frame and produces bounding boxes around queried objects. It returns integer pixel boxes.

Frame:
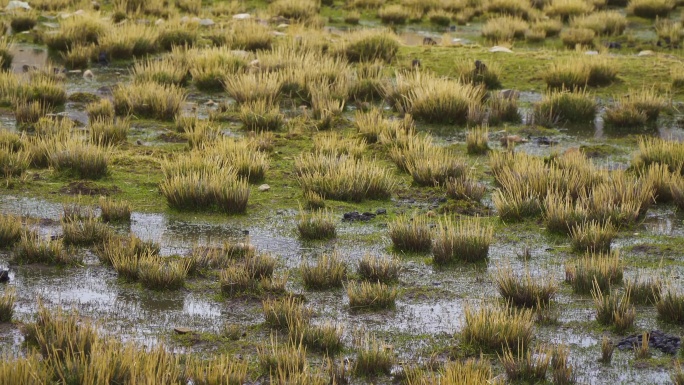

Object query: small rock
[638,50,655,57]
[426,210,436,217]
[91,1,100,10]
[585,50,599,55]
[83,69,94,80]
[376,208,387,215]
[489,46,513,53]
[174,327,193,335]
[411,58,421,68]
[249,59,260,67]
[0,269,9,283]
[500,135,527,147]
[422,37,437,46]
[205,100,217,106]
[135,139,143,146]
[233,13,251,20]
[42,22,59,29]
[199,18,215,26]
[277,23,289,29]
[155,18,165,25]
[343,211,376,222]
[258,184,270,192]
[68,69,82,74]
[272,31,286,37]
[5,1,30,10]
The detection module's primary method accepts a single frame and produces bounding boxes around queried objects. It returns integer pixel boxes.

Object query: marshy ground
[0,0,683,383]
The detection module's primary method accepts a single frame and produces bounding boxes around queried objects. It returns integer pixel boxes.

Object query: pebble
[585,50,599,55]
[205,100,217,106]
[233,13,251,20]
[173,327,193,335]
[0,269,9,283]
[637,50,655,57]
[258,184,270,192]
[83,70,94,80]
[376,208,387,215]
[199,18,215,26]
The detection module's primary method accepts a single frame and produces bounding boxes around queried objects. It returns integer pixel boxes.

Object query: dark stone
[242,230,249,235]
[411,58,421,68]
[616,330,681,355]
[474,60,487,76]
[528,136,558,146]
[98,52,109,66]
[606,42,621,49]
[0,269,8,283]
[422,37,437,46]
[343,211,376,222]
[449,25,456,32]
[376,208,387,215]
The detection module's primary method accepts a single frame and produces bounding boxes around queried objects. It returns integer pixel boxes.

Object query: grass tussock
[0,287,16,323]
[627,0,674,18]
[296,153,395,202]
[405,74,486,125]
[565,251,623,294]
[499,344,552,383]
[534,89,597,126]
[302,252,347,289]
[160,167,250,214]
[224,71,283,106]
[0,214,23,248]
[239,100,284,132]
[494,264,557,307]
[656,288,684,324]
[560,27,596,48]
[354,334,394,376]
[625,275,662,305]
[544,56,618,89]
[113,82,186,121]
[569,220,616,253]
[481,16,529,42]
[61,216,112,246]
[89,118,129,146]
[137,255,190,290]
[297,209,336,240]
[446,175,487,203]
[132,57,188,86]
[347,281,397,310]
[13,232,77,265]
[99,197,131,223]
[433,217,494,264]
[461,303,535,354]
[605,88,666,129]
[358,253,401,284]
[571,11,627,35]
[340,30,399,63]
[48,137,109,179]
[389,213,433,252]
[466,126,490,155]
[592,281,636,332]
[86,98,115,121]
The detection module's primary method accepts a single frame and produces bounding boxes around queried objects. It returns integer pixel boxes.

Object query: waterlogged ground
[1,11,684,383]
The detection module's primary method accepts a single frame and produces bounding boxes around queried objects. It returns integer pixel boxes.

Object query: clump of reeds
[86,98,115,121]
[656,288,684,324]
[48,137,109,179]
[132,57,188,86]
[378,5,411,24]
[592,280,636,332]
[156,21,198,51]
[13,232,77,265]
[481,16,529,42]
[314,133,367,159]
[10,12,37,33]
[224,71,282,106]
[534,89,596,126]
[405,75,486,125]
[571,11,627,35]
[625,275,662,305]
[569,220,616,253]
[461,303,535,353]
[0,287,16,323]
[466,126,489,155]
[160,169,250,214]
[599,335,614,364]
[353,334,395,376]
[605,88,666,129]
[433,217,493,264]
[258,336,307,377]
[340,30,399,63]
[544,56,618,89]
[302,252,347,289]
[0,214,23,248]
[297,209,336,240]
[551,345,576,385]
[296,153,395,202]
[488,93,521,125]
[632,137,684,174]
[642,162,677,203]
[99,197,132,223]
[560,27,596,48]
[454,60,502,90]
[263,296,311,330]
[499,344,552,383]
[42,14,107,51]
[545,0,593,20]
[61,215,112,246]
[357,253,401,283]
[388,213,432,252]
[99,22,159,59]
[543,191,588,234]
[446,175,487,203]
[565,251,623,294]
[113,82,186,121]
[672,362,684,385]
[0,354,51,384]
[239,100,284,131]
[226,21,273,51]
[137,255,190,290]
[89,118,129,145]
[494,264,557,307]
[61,44,91,70]
[627,0,674,18]
[347,281,397,310]
[14,100,49,129]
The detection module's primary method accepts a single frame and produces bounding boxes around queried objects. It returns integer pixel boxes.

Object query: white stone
[233,13,251,20]
[585,50,599,55]
[638,50,655,57]
[155,18,165,25]
[5,1,30,10]
[83,70,94,80]
[277,23,289,29]
[258,184,270,192]
[489,46,513,53]
[199,18,215,26]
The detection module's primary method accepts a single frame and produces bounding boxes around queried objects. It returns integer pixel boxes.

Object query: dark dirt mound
[59,181,120,196]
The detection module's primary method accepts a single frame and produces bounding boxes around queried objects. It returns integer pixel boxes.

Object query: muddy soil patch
[59,181,120,196]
